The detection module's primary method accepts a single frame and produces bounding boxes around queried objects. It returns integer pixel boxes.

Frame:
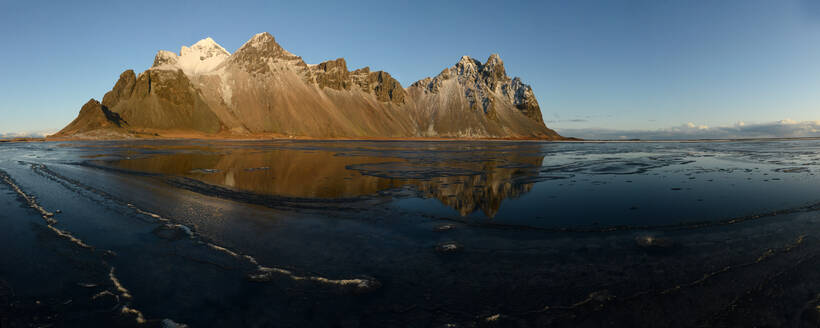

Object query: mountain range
[52,33,562,140]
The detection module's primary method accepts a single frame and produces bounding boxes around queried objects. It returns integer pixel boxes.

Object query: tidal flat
[2,140,820,327]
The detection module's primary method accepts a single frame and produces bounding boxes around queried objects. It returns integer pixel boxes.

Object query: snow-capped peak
[182,37,230,58]
[152,37,231,76]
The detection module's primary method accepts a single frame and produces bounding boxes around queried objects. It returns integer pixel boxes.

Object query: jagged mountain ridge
[53,32,562,140]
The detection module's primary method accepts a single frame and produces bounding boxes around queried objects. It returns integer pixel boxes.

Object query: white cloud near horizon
[0,129,58,139]
[557,119,820,140]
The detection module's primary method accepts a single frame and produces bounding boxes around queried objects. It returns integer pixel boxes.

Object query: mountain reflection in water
[100,142,544,218]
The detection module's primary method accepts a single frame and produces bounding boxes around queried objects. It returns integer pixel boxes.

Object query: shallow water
[2,140,820,327]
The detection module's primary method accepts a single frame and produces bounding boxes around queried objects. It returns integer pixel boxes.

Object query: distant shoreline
[4,136,820,144]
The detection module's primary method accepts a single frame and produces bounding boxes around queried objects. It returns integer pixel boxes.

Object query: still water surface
[1,140,820,326]
[99,140,820,227]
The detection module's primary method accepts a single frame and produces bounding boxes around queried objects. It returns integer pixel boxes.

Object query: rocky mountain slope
[52,33,562,140]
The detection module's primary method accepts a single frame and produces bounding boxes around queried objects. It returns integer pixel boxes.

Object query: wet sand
[2,140,820,327]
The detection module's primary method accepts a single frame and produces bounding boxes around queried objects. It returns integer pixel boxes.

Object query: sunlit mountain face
[51,33,562,141]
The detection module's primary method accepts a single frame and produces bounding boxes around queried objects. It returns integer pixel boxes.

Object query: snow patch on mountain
[218,69,233,106]
[152,37,231,76]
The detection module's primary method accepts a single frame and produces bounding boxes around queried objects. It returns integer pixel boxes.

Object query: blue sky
[2,0,820,139]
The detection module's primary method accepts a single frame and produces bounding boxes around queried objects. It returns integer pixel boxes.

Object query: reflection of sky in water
[6,139,820,326]
[90,140,820,229]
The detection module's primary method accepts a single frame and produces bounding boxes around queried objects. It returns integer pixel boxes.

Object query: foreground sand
[3,139,820,326]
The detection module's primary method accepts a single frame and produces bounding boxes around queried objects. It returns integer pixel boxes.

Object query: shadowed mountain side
[100,148,544,217]
[98,69,222,133]
[52,99,129,138]
[53,32,563,140]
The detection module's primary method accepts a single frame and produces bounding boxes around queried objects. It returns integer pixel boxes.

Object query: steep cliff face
[94,67,222,134]
[228,32,311,77]
[406,54,556,138]
[55,32,563,140]
[309,58,406,104]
